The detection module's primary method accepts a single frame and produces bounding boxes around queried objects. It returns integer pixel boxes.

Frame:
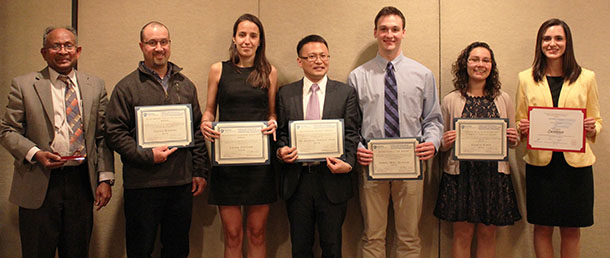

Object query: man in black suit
[276,34,361,258]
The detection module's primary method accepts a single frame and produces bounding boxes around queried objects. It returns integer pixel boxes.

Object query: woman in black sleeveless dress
[201,14,278,258]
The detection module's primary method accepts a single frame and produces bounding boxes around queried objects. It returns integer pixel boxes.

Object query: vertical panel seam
[72,0,78,70]
[72,0,78,31]
[437,1,442,258]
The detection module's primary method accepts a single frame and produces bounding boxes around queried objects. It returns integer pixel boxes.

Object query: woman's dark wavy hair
[229,14,271,89]
[452,42,501,99]
[532,18,581,84]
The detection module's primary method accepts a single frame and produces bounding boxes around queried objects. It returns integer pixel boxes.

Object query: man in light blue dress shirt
[347,6,443,258]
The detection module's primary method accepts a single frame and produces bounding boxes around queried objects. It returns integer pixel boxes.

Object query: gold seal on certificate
[527,106,585,152]
[211,121,270,166]
[453,118,508,161]
[135,104,194,149]
[289,119,344,162]
[367,138,421,180]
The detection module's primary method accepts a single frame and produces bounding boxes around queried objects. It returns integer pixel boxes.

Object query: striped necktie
[384,62,400,137]
[59,75,86,156]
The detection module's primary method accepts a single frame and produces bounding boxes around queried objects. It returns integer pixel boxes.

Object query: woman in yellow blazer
[515,18,602,258]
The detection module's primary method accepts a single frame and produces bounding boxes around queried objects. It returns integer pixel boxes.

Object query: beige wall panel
[77,0,259,100]
[261,0,439,85]
[0,1,71,257]
[77,1,258,257]
[563,2,610,257]
[441,0,610,257]
[261,1,440,258]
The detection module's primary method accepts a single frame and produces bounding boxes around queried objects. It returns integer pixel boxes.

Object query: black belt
[302,163,323,173]
[52,163,87,172]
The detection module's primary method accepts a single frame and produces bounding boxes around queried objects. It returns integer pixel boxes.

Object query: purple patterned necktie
[384,62,400,137]
[305,84,320,120]
[59,75,86,156]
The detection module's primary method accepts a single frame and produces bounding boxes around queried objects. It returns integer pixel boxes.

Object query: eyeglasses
[299,54,330,62]
[143,39,171,47]
[467,57,491,64]
[47,43,76,51]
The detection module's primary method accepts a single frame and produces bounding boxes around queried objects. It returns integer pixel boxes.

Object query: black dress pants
[286,166,348,258]
[19,164,93,258]
[124,184,193,258]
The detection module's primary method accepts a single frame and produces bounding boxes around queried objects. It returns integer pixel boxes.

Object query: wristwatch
[100,179,115,186]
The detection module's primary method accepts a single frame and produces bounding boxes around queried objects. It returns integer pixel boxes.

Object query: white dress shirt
[302,75,327,119]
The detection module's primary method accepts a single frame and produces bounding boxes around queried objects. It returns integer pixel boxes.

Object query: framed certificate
[527,106,586,152]
[135,104,194,149]
[211,121,270,166]
[289,119,344,162]
[453,118,508,161]
[367,138,422,180]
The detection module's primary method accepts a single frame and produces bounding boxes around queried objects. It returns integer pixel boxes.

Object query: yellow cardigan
[515,67,602,167]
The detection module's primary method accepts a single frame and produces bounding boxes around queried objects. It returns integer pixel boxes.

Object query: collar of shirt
[139,61,173,92]
[139,61,173,79]
[302,75,327,120]
[373,51,406,73]
[49,67,78,89]
[302,75,328,97]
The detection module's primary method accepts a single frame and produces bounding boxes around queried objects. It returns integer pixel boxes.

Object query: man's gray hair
[42,26,78,47]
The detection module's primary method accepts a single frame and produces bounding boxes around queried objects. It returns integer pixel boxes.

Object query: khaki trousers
[359,166,424,258]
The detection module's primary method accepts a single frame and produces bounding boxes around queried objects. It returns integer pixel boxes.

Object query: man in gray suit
[0,26,114,258]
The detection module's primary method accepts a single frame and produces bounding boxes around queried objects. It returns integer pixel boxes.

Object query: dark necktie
[305,84,320,120]
[384,62,400,137]
[59,75,86,156]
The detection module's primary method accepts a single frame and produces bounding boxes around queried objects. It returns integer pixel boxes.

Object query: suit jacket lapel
[322,79,337,119]
[33,68,54,125]
[76,71,92,132]
[539,77,554,107]
[558,80,573,108]
[294,79,304,120]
